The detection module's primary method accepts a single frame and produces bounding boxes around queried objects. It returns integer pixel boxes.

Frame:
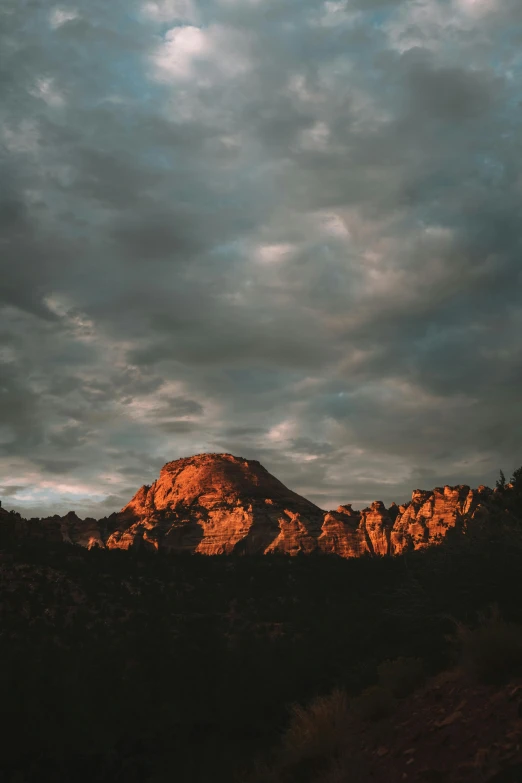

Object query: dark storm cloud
[1,0,521,516]
[157,396,204,417]
[404,62,498,121]
[37,458,83,474]
[0,363,45,452]
[0,485,26,498]
[161,421,201,433]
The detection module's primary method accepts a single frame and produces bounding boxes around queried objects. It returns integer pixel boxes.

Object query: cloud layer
[1,0,521,515]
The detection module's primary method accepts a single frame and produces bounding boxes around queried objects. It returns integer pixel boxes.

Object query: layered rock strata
[105,453,324,555]
[0,454,498,557]
[318,484,493,557]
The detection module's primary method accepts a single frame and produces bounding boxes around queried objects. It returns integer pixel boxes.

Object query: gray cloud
[0,485,27,498]
[1,0,521,517]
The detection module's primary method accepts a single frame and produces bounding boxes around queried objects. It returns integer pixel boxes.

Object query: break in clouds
[1,0,521,517]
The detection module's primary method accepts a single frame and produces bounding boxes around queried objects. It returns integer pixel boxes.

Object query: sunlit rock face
[318,504,367,557]
[318,500,396,557]
[389,484,494,553]
[318,486,493,557]
[105,453,324,555]
[0,455,498,556]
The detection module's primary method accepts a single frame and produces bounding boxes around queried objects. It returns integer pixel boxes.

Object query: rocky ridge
[0,453,499,556]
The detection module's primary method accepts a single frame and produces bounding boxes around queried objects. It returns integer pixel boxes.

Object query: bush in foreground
[280,688,350,771]
[454,605,522,684]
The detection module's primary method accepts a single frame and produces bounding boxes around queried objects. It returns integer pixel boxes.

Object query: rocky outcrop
[57,511,105,549]
[105,453,324,555]
[0,454,502,557]
[390,484,493,553]
[318,503,380,557]
[318,484,495,557]
[1,509,105,549]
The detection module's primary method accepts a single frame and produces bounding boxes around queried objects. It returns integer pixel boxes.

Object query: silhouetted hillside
[0,475,521,781]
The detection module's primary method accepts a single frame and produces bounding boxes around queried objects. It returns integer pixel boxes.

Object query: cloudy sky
[1,0,521,517]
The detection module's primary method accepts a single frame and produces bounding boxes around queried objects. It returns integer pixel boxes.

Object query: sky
[1,0,521,518]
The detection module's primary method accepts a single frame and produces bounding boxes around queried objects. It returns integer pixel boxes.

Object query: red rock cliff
[106,453,324,554]
[319,484,494,557]
[0,455,499,557]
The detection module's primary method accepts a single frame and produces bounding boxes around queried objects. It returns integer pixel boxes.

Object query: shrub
[377,656,425,698]
[280,688,350,770]
[454,605,522,684]
[350,684,396,722]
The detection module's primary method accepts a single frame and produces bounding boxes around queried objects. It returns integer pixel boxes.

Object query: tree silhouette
[510,466,522,492]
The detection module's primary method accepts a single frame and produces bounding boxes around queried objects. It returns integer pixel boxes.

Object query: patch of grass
[279,688,350,773]
[454,605,522,684]
[377,656,426,698]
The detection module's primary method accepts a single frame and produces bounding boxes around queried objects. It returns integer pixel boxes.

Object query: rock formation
[105,453,324,554]
[0,453,501,557]
[319,484,494,557]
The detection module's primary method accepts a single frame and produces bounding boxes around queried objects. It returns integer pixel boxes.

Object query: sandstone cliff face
[318,484,494,557]
[0,455,499,557]
[390,484,493,553]
[105,453,324,555]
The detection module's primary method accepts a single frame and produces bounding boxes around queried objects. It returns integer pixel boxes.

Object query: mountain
[106,452,324,554]
[0,452,500,555]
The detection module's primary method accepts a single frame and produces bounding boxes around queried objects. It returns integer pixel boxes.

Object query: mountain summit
[1,452,499,555]
[107,452,324,554]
